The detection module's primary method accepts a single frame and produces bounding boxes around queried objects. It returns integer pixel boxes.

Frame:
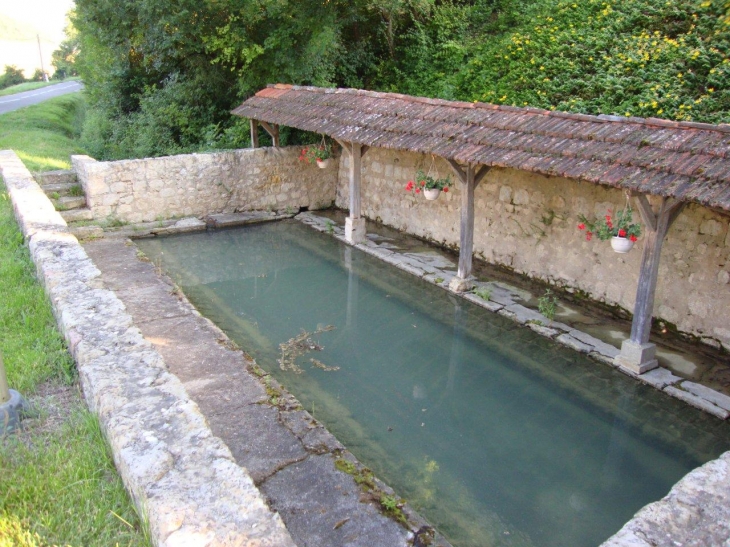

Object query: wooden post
[615,195,685,374]
[447,161,490,292]
[249,119,259,148]
[335,140,369,245]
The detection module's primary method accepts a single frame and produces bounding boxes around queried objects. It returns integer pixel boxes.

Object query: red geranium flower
[415,188,421,193]
[443,187,448,192]
[577,223,585,230]
[630,234,638,242]
[618,228,626,237]
[586,231,593,241]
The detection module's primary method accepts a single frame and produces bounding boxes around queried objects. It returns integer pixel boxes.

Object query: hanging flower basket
[405,161,452,200]
[577,205,641,253]
[299,136,332,167]
[423,188,441,200]
[610,236,635,253]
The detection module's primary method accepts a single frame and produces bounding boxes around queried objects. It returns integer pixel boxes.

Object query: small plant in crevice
[68,185,85,197]
[325,220,335,234]
[538,289,559,323]
[335,457,408,526]
[473,286,492,301]
[434,277,444,284]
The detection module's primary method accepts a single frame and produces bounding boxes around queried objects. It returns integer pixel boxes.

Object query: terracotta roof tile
[234,85,730,211]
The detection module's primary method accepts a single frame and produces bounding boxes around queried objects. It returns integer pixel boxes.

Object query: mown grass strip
[0,81,59,98]
[0,93,86,172]
[0,93,150,545]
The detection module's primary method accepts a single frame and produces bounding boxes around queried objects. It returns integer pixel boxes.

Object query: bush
[0,65,26,90]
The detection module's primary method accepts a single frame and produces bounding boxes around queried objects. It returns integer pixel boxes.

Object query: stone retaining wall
[73,146,337,223]
[336,149,730,352]
[0,150,295,547]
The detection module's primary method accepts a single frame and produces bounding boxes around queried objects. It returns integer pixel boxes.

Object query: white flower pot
[424,188,441,201]
[316,158,330,169]
[611,236,634,253]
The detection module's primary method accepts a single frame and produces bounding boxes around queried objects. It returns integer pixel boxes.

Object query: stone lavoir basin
[136,219,730,547]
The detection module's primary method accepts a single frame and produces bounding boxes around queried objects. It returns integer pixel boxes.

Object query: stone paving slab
[260,454,410,547]
[664,386,730,420]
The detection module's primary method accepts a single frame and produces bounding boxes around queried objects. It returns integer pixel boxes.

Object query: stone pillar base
[345,217,366,245]
[449,276,475,293]
[614,340,659,374]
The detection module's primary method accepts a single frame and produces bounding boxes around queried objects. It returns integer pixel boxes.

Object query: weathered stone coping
[297,212,730,421]
[0,150,296,547]
[295,211,730,547]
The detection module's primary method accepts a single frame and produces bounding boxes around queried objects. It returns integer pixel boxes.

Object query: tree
[0,65,25,90]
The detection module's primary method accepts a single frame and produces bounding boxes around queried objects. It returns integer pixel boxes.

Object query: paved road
[0,81,84,115]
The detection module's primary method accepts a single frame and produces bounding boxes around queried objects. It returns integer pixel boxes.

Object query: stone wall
[0,150,296,547]
[73,146,337,223]
[336,148,730,351]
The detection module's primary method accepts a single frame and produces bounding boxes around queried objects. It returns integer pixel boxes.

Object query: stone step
[61,208,94,222]
[42,181,82,198]
[56,195,86,210]
[35,169,77,186]
[69,225,104,240]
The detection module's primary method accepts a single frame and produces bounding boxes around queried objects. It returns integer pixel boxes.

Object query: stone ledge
[600,452,730,547]
[1,150,295,547]
[664,386,730,420]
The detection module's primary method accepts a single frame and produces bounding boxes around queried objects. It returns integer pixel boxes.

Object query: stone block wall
[72,146,337,223]
[336,148,730,351]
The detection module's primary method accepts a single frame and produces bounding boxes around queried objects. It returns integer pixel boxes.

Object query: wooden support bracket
[335,139,369,159]
[447,160,490,188]
[259,121,280,147]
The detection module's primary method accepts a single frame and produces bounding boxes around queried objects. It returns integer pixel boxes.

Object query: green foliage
[538,289,559,323]
[74,0,729,161]
[0,65,26,90]
[52,14,80,80]
[388,0,730,123]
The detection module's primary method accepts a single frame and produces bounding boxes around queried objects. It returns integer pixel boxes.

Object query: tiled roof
[232,84,730,212]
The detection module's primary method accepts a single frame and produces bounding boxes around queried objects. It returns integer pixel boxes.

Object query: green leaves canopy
[74,0,729,159]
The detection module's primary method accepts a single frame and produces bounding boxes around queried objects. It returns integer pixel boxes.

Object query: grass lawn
[0,94,150,546]
[0,93,86,172]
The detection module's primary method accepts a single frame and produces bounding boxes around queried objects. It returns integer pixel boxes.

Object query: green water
[138,220,730,547]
